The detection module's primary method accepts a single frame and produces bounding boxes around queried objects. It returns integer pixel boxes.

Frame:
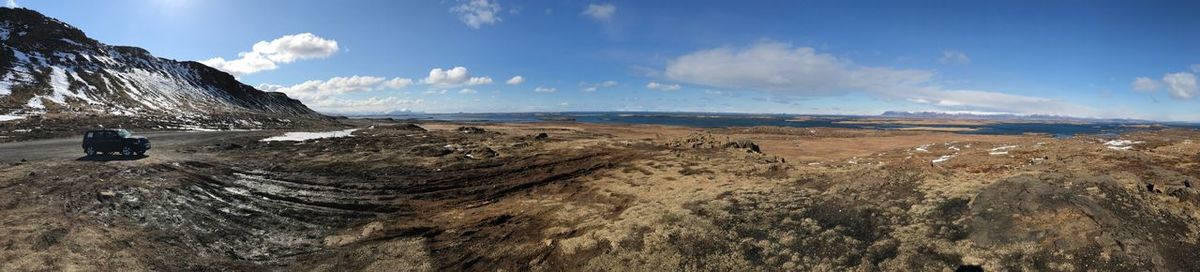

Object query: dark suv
[83,129,151,157]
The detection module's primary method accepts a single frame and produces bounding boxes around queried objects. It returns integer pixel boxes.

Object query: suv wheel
[121,146,134,157]
[86,147,96,156]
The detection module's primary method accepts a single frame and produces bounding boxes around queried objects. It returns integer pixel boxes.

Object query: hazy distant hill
[880,111,1149,124]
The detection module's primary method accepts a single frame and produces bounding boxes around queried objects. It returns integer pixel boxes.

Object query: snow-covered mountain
[0,7,324,127]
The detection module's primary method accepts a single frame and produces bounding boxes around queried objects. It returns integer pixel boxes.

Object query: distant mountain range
[880,111,1150,123]
[0,7,325,128]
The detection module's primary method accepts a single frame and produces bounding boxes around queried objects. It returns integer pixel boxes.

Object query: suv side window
[86,132,94,138]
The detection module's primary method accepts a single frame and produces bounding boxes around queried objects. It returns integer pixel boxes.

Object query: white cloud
[422,66,492,86]
[260,76,385,101]
[259,76,424,114]
[582,3,616,22]
[580,80,618,92]
[424,67,469,85]
[383,78,414,89]
[646,82,681,91]
[459,88,478,94]
[1162,72,1198,100]
[902,88,1095,116]
[666,42,934,95]
[467,77,494,85]
[560,102,570,106]
[1131,77,1161,92]
[451,0,502,29]
[306,97,423,114]
[506,76,525,85]
[534,86,557,93]
[201,33,338,76]
[6,0,18,8]
[663,41,1096,116]
[939,50,971,65]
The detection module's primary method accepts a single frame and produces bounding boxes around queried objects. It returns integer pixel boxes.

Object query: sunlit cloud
[201,33,338,76]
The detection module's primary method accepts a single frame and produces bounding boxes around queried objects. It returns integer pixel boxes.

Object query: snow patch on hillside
[1105,140,1142,151]
[260,129,358,142]
[0,114,24,122]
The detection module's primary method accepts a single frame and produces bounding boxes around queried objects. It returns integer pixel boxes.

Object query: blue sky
[13,0,1200,120]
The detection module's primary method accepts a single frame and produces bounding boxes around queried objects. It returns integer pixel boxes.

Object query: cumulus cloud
[383,78,414,89]
[258,76,424,114]
[259,76,386,101]
[663,41,1095,116]
[201,33,338,76]
[1162,72,1197,100]
[468,77,494,85]
[451,0,502,29]
[424,67,468,85]
[939,50,971,65]
[6,0,18,8]
[582,3,616,22]
[646,82,681,91]
[534,86,557,93]
[458,88,478,94]
[305,97,423,114]
[666,42,933,95]
[506,76,525,85]
[580,80,617,92]
[1131,77,1161,92]
[423,66,493,86]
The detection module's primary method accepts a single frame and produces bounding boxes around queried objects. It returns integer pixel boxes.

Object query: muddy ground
[1,120,1198,271]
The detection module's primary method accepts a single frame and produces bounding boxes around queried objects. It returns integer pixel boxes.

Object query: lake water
[361,112,1196,138]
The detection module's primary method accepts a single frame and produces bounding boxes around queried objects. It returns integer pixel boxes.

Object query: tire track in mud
[86,145,639,267]
[97,162,384,262]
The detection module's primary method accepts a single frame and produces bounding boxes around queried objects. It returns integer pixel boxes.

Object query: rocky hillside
[0,7,326,129]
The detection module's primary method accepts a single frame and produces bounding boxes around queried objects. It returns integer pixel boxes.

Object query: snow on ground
[260,129,359,142]
[913,143,932,152]
[0,76,11,96]
[932,155,956,163]
[0,114,24,122]
[1105,140,1143,151]
[989,145,1018,155]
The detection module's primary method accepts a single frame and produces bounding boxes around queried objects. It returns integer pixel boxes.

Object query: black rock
[725,139,762,153]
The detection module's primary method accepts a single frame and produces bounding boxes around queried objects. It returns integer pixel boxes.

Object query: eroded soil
[1,121,1198,271]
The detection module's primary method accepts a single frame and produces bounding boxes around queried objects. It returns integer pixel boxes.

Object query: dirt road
[0,130,280,162]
